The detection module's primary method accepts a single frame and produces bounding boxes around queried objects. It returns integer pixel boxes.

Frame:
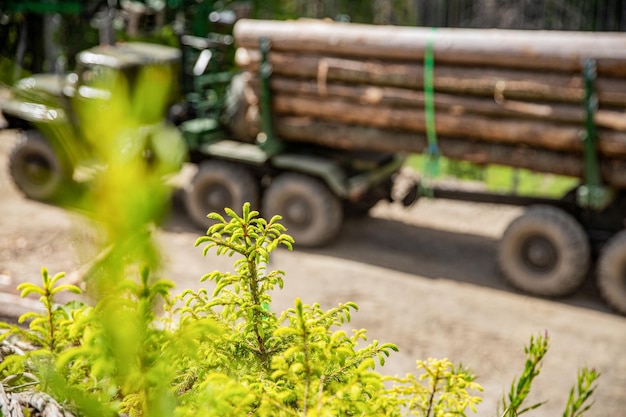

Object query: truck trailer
[2,15,626,315]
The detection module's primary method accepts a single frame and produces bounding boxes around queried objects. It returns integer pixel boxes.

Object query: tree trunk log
[273,117,626,187]
[234,18,626,76]
[267,94,626,158]
[229,19,626,187]
[236,48,626,106]
[263,76,626,130]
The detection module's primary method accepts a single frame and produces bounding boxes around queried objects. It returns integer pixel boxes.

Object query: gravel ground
[1,129,626,416]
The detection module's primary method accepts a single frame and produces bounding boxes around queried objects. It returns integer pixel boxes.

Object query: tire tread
[498,205,590,296]
[597,230,626,315]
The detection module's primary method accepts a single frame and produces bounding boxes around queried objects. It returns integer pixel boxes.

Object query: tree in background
[251,0,625,29]
[0,1,106,84]
[1,0,624,87]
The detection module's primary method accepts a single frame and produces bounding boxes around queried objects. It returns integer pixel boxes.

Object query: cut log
[262,76,626,130]
[236,49,626,106]
[234,18,626,76]
[273,117,626,187]
[267,95,626,158]
[228,19,626,188]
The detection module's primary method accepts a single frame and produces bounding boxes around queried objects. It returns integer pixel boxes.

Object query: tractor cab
[1,41,182,202]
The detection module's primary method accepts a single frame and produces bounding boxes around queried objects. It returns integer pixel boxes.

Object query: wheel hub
[522,236,558,273]
[205,185,231,208]
[23,155,53,185]
[285,199,311,226]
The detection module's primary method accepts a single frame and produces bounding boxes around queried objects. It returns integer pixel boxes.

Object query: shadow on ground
[163,190,612,316]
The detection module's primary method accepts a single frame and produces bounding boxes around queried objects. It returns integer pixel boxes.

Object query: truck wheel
[184,161,259,230]
[498,205,590,297]
[8,131,69,201]
[597,230,626,315]
[263,173,343,247]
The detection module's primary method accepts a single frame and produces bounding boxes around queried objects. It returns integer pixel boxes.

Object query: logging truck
[221,19,626,316]
[3,17,626,316]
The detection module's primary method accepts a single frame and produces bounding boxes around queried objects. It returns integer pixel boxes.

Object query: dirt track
[1,129,626,416]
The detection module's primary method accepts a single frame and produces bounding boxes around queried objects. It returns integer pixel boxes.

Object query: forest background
[1,0,625,82]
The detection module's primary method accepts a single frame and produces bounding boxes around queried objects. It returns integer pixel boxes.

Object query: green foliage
[563,368,600,417]
[0,206,602,417]
[386,358,483,417]
[497,334,601,417]
[168,203,475,416]
[182,204,293,372]
[0,204,483,417]
[500,334,550,417]
[3,268,82,353]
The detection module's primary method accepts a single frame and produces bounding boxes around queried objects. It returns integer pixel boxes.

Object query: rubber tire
[498,205,590,297]
[184,161,259,230]
[8,130,69,201]
[597,230,626,315]
[263,173,343,247]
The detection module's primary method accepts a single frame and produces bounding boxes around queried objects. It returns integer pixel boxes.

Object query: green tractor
[1,41,185,202]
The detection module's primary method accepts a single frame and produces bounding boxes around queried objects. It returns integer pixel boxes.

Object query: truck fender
[1,99,66,125]
[271,154,348,198]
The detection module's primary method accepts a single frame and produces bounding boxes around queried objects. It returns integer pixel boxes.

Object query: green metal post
[583,59,600,187]
[257,36,283,155]
[189,0,213,37]
[577,58,614,210]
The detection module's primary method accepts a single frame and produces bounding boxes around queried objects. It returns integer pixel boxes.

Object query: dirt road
[1,129,625,416]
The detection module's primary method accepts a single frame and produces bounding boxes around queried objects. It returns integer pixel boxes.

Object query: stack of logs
[231,18,626,187]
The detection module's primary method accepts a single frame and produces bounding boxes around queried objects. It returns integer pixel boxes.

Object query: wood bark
[234,18,626,76]
[263,94,626,158]
[229,19,626,187]
[228,73,626,161]
[263,76,626,130]
[237,48,626,107]
[272,117,626,187]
